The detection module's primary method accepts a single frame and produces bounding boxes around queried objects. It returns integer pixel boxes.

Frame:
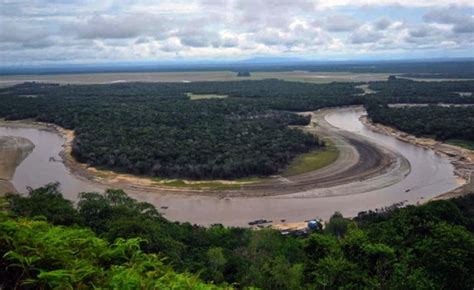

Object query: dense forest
[366,104,474,142]
[0,81,321,179]
[368,77,474,103]
[0,79,473,179]
[2,184,473,289]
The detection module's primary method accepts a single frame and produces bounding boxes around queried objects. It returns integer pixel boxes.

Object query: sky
[0,0,473,66]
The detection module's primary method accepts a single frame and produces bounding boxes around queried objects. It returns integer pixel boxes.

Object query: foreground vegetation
[0,216,220,289]
[366,104,474,143]
[2,184,473,289]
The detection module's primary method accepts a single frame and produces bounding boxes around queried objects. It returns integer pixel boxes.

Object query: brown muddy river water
[0,107,460,226]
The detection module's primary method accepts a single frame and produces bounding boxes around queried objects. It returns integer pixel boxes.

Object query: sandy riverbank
[360,116,474,200]
[0,135,35,195]
[0,136,35,180]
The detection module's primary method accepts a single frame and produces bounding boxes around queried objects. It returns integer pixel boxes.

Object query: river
[0,107,460,226]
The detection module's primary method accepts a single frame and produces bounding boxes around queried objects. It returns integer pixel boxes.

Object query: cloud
[175,19,222,48]
[373,18,392,30]
[0,21,55,49]
[0,24,45,43]
[325,15,360,32]
[220,34,240,48]
[315,0,474,8]
[179,33,216,48]
[72,15,142,39]
[408,25,433,38]
[159,38,183,52]
[0,0,473,65]
[453,21,474,33]
[350,26,382,44]
[424,7,474,34]
[70,14,170,40]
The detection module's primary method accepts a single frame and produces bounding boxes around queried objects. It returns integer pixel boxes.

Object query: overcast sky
[0,0,473,65]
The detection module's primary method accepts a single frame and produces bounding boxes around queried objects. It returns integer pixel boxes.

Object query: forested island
[0,79,473,180]
[1,184,473,289]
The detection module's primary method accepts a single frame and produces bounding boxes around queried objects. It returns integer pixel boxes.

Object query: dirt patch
[186,93,228,100]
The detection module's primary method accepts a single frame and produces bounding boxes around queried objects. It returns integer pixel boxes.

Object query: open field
[186,93,228,100]
[2,71,471,89]
[0,71,395,87]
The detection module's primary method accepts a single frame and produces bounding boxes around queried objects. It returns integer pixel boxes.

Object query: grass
[446,139,474,150]
[282,140,339,177]
[186,93,228,100]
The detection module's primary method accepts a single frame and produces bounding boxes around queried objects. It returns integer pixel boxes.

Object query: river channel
[0,107,460,226]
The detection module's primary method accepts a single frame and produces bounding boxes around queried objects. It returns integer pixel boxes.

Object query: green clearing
[282,140,339,177]
[186,93,228,100]
[446,139,474,150]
